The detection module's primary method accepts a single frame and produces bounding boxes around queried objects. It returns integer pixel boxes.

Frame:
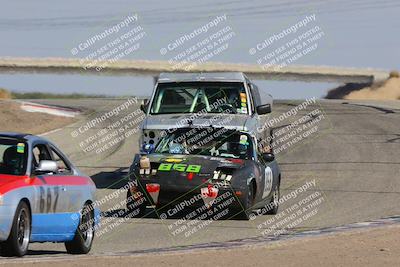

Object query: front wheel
[65,204,95,254]
[1,201,31,257]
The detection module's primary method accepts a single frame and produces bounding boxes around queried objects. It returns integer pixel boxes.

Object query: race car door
[47,145,85,240]
[260,160,274,200]
[30,143,72,241]
[48,144,85,214]
[255,147,275,202]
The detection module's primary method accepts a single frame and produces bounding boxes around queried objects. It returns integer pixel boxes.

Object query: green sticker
[17,143,25,153]
[158,163,173,171]
[186,165,201,173]
[158,163,201,173]
[240,135,248,146]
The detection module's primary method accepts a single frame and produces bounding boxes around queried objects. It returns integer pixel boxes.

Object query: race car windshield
[0,138,28,176]
[155,128,253,160]
[150,82,249,115]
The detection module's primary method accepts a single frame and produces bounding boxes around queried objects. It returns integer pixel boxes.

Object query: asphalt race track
[1,98,400,261]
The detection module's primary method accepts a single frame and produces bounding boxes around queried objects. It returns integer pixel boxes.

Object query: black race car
[126,127,281,220]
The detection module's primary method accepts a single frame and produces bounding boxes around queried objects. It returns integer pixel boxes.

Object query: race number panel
[262,166,273,198]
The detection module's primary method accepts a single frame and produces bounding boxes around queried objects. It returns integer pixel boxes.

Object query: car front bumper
[0,205,15,241]
[133,179,247,210]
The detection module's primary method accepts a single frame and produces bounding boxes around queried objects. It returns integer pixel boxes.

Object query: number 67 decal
[39,186,60,213]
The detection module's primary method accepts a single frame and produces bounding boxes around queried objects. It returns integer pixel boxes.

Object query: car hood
[143,114,250,131]
[0,174,29,194]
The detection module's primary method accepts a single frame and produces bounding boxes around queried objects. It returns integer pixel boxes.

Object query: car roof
[157,72,247,83]
[0,132,47,142]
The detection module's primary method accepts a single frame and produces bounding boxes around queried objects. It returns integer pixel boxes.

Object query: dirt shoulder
[345,77,400,100]
[0,100,75,135]
[5,225,400,267]
[326,76,400,100]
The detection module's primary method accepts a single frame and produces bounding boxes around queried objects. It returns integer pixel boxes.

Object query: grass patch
[389,70,400,78]
[11,91,111,99]
[0,88,11,99]
[1,87,113,99]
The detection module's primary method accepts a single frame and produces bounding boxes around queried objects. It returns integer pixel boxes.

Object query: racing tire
[65,204,95,254]
[126,190,147,218]
[266,185,280,215]
[1,201,31,257]
[269,129,274,154]
[237,183,255,220]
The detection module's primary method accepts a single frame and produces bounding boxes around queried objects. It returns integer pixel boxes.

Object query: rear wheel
[65,204,94,254]
[266,185,280,215]
[2,201,31,257]
[237,183,255,220]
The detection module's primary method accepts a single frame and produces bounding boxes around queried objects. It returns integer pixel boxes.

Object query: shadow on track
[91,168,129,189]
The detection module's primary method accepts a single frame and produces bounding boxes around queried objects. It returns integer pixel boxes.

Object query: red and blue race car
[0,133,98,257]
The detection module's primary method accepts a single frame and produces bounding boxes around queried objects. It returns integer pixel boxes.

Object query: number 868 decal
[158,163,201,173]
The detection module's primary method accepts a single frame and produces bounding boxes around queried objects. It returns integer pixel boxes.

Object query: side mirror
[256,104,271,115]
[140,99,149,113]
[36,160,58,174]
[262,153,275,162]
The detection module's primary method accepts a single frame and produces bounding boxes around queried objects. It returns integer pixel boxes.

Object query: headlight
[141,143,155,154]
